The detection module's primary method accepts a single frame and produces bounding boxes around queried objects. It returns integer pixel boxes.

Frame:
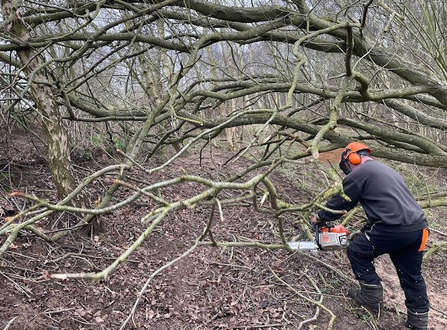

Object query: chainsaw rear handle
[314,222,327,248]
[313,221,330,234]
[313,221,328,245]
[314,222,321,242]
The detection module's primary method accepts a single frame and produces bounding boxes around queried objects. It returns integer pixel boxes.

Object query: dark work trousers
[347,225,430,313]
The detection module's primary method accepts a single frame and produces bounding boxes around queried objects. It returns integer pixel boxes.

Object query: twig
[113,179,170,206]
[116,149,148,173]
[345,26,354,77]
[0,164,130,252]
[51,208,169,280]
[46,252,141,264]
[428,228,446,237]
[341,206,362,226]
[377,0,404,20]
[215,198,224,221]
[360,0,374,32]
[0,204,45,234]
[277,215,290,251]
[298,274,323,329]
[239,324,287,329]
[383,12,396,33]
[2,316,17,330]
[119,238,200,330]
[423,241,447,261]
[269,267,336,329]
[41,308,75,315]
[298,252,357,284]
[199,203,217,245]
[313,203,347,215]
[0,271,32,298]
[308,76,351,158]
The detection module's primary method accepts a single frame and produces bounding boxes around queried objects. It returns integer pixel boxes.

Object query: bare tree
[1,0,77,199]
[1,0,447,287]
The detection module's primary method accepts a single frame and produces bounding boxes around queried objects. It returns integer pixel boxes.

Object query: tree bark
[2,0,76,199]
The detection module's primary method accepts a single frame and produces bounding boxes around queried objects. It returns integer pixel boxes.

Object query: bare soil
[1,146,446,330]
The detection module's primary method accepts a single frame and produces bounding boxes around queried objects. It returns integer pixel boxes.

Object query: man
[313,142,430,330]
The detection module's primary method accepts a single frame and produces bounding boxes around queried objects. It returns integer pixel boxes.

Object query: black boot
[348,281,383,312]
[405,310,428,330]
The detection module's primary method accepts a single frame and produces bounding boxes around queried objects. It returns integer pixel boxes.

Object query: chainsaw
[287,222,350,251]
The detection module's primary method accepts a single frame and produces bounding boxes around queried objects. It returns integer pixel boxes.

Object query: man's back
[347,160,424,228]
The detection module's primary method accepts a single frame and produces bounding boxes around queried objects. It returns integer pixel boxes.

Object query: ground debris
[0,154,445,330]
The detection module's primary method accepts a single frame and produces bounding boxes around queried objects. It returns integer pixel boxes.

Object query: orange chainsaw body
[318,224,350,250]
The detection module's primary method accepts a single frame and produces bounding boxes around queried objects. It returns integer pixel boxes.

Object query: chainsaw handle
[314,221,329,249]
[314,222,327,243]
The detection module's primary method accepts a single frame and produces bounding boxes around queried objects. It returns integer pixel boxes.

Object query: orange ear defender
[347,152,362,165]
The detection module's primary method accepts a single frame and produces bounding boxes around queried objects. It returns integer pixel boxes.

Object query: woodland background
[0,1,447,329]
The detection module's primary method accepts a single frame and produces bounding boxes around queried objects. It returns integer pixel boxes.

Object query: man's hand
[348,229,362,241]
[309,213,321,229]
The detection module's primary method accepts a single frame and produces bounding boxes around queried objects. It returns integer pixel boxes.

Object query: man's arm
[317,176,361,221]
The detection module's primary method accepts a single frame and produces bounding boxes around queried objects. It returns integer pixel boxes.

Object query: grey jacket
[318,160,426,232]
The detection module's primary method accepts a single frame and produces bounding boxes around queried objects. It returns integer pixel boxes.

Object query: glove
[309,213,322,229]
[348,229,362,241]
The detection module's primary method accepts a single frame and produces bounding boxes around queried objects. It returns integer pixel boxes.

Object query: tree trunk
[2,0,76,198]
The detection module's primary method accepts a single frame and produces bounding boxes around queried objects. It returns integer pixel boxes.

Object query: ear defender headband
[339,149,354,175]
